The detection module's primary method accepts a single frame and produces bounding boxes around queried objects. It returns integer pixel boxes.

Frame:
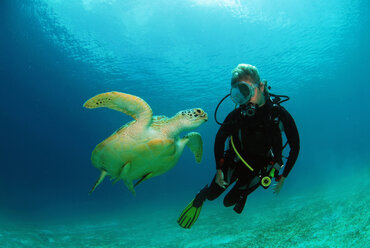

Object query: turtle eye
[196,109,201,114]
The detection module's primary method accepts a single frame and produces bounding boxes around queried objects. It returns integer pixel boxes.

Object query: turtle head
[165,108,207,137]
[178,108,208,129]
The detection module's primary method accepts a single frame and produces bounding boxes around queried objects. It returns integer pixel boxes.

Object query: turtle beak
[193,108,208,122]
[203,113,208,122]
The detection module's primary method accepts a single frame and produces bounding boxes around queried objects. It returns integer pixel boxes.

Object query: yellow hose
[230,136,254,172]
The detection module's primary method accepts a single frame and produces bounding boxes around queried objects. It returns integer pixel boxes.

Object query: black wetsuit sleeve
[214,110,240,169]
[279,107,300,178]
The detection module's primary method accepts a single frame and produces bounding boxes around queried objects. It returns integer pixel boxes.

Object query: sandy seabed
[1,176,369,248]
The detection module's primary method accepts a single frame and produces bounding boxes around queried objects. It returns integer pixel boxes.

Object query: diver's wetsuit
[202,99,300,213]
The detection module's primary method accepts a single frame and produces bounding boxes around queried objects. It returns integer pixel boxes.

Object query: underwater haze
[1,0,369,247]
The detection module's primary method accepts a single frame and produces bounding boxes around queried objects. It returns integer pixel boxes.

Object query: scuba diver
[177,64,300,229]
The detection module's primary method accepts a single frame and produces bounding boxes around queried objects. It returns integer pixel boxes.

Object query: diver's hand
[215,169,228,189]
[273,176,286,195]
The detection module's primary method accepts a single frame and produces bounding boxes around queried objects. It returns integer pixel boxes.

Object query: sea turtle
[84,91,208,195]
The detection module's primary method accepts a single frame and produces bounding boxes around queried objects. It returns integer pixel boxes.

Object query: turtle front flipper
[182,132,203,163]
[84,92,153,128]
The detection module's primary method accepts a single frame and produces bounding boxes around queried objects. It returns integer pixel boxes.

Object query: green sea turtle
[84,91,208,195]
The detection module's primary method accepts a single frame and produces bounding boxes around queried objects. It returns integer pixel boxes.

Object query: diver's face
[239,78,265,106]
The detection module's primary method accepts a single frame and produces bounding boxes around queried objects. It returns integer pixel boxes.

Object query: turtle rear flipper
[134,172,153,188]
[123,179,136,196]
[83,92,153,128]
[182,132,203,163]
[112,161,137,195]
[89,170,108,195]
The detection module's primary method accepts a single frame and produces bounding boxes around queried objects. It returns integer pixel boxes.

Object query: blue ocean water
[1,0,369,247]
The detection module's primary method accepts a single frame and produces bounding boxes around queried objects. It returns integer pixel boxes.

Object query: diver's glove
[275,175,283,182]
[273,176,286,194]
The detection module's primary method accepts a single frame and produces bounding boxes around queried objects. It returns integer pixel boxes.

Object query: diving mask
[230,81,257,105]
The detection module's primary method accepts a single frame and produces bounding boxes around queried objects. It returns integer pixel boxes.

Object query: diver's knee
[223,197,237,207]
[223,190,239,207]
[206,187,224,201]
[206,194,218,201]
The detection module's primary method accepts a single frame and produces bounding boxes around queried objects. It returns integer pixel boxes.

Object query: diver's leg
[193,185,209,207]
[223,164,250,207]
[233,183,259,214]
[223,168,260,213]
[178,164,237,228]
[207,164,238,201]
[206,175,226,200]
[233,160,271,213]
[223,182,244,207]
